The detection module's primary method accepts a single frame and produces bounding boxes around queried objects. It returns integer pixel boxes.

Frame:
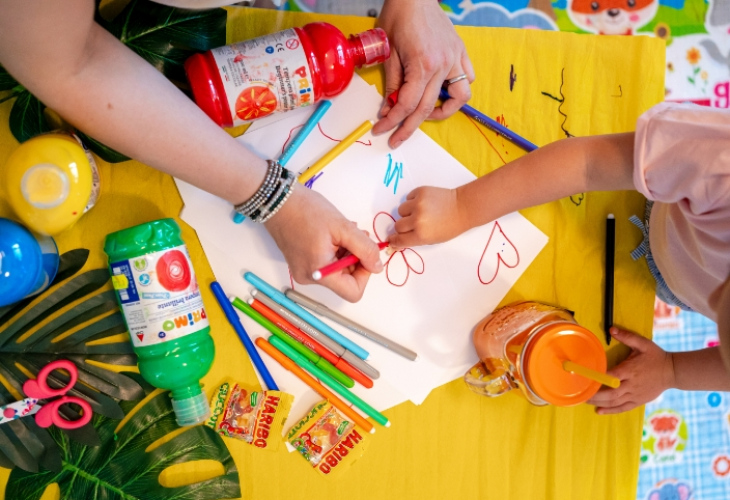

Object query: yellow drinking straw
[298,119,374,184]
[562,360,621,389]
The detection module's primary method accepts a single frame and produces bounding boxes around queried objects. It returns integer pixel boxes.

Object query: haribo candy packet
[286,400,370,476]
[206,381,293,451]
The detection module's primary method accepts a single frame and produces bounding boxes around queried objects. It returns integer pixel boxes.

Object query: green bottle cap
[170,390,211,427]
[104,218,184,261]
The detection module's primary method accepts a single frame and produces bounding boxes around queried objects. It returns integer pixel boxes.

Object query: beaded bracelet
[234,160,282,217]
[234,160,296,223]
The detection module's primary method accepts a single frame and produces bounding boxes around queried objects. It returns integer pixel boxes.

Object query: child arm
[391,132,636,247]
[587,326,730,415]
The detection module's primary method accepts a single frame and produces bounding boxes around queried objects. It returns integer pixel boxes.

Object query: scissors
[0,360,92,430]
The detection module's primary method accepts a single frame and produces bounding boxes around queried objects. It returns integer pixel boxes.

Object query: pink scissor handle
[34,397,92,430]
[22,360,92,429]
[22,360,78,399]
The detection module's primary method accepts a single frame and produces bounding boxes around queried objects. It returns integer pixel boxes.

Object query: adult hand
[588,326,676,415]
[373,0,475,148]
[389,186,467,248]
[264,187,383,302]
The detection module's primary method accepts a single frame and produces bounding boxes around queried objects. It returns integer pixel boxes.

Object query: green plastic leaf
[0,249,143,473]
[5,391,241,500]
[76,131,130,163]
[8,90,51,143]
[100,0,227,84]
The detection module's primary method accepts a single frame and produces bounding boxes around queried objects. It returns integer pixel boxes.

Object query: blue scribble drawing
[383,154,404,195]
[304,172,323,189]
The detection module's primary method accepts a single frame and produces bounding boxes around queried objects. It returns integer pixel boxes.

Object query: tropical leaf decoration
[5,386,241,500]
[0,249,144,473]
[98,0,227,85]
[0,0,226,162]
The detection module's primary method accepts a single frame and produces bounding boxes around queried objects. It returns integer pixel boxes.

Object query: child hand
[587,326,676,415]
[389,186,467,248]
[264,188,383,302]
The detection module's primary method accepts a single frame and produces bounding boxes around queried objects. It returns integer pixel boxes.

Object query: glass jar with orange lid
[465,301,619,407]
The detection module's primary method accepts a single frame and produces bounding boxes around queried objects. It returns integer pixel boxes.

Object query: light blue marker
[243,271,370,360]
[278,99,332,166]
[233,100,333,224]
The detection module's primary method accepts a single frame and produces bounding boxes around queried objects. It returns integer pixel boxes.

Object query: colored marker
[245,296,374,388]
[210,281,278,390]
[439,89,537,152]
[269,335,390,427]
[285,289,418,361]
[604,214,615,345]
[233,100,333,224]
[243,272,369,360]
[251,290,380,380]
[298,119,374,184]
[230,296,354,388]
[279,99,332,166]
[255,337,375,434]
[312,241,390,281]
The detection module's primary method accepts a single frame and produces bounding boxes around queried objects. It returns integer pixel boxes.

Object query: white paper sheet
[176,74,548,415]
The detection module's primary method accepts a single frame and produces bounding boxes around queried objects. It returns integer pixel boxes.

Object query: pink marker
[312,241,389,281]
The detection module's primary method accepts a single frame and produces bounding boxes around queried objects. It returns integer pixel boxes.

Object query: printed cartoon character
[567,0,658,35]
[649,414,680,453]
[647,481,692,500]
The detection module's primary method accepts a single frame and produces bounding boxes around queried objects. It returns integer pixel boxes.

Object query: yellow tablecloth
[0,7,664,499]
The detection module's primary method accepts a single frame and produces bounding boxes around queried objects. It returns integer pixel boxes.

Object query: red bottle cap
[350,28,390,67]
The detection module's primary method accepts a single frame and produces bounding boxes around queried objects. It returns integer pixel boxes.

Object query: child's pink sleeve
[633,102,730,215]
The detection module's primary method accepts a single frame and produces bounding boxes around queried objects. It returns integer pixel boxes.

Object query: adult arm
[0,0,382,301]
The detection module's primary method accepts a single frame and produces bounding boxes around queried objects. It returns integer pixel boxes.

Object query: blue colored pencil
[439,89,538,152]
[243,272,370,360]
[233,100,332,224]
[210,281,279,390]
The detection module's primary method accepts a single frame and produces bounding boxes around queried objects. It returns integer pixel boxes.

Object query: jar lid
[523,322,606,406]
[0,218,43,306]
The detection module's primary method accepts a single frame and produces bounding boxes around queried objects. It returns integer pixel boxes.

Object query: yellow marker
[298,119,374,184]
[562,360,621,389]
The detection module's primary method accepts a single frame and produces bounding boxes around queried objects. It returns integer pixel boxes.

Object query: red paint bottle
[185,23,390,127]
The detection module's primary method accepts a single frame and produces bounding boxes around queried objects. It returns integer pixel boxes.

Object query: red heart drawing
[477,221,520,285]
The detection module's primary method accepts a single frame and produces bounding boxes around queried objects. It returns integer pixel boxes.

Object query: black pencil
[604,214,615,345]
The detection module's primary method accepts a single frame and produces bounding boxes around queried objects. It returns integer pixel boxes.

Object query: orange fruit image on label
[236,85,278,120]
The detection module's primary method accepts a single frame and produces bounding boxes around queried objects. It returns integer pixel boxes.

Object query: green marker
[268,336,390,427]
[231,297,354,388]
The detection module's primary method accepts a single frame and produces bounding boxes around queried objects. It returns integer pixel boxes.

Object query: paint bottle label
[209,28,313,125]
[109,244,208,347]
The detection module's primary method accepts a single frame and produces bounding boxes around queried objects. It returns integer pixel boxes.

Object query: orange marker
[250,299,374,388]
[255,337,375,434]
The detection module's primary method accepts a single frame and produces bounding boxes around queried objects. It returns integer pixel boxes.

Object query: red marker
[312,241,390,281]
[249,298,374,388]
[387,90,399,107]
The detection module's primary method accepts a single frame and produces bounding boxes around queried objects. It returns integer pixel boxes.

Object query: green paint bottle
[104,219,214,426]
